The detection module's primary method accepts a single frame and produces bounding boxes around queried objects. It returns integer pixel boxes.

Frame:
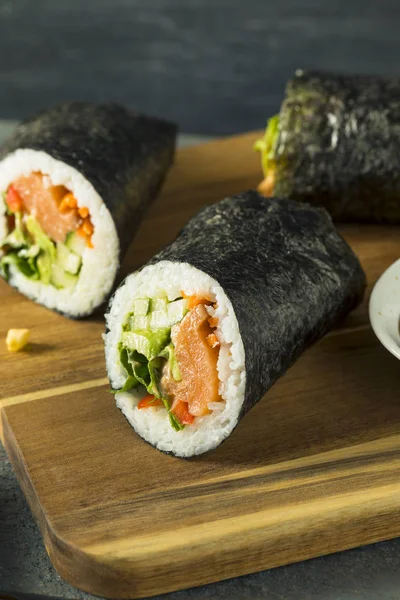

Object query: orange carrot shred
[59,196,70,214]
[65,193,77,208]
[76,223,86,238]
[78,206,89,219]
[206,333,219,348]
[187,296,212,309]
[82,218,94,236]
[208,317,219,328]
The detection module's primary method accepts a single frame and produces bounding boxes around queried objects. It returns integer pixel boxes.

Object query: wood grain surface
[0,1,399,134]
[3,132,400,598]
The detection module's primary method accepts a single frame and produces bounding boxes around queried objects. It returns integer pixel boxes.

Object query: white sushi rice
[104,261,246,457]
[0,149,119,316]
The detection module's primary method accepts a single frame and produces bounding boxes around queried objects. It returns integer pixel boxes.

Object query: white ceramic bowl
[369,258,400,359]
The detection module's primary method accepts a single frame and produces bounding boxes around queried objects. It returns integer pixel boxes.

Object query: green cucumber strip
[133,298,150,316]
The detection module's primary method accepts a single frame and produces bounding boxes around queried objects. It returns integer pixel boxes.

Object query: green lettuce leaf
[3,212,29,248]
[116,340,185,431]
[25,216,56,284]
[0,213,58,284]
[159,343,181,381]
[1,252,40,280]
[253,114,280,176]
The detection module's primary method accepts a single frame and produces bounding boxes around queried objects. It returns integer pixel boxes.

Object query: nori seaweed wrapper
[147,190,366,421]
[0,102,177,255]
[258,70,400,222]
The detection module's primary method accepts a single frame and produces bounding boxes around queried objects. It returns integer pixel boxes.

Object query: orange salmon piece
[163,304,221,417]
[12,172,80,243]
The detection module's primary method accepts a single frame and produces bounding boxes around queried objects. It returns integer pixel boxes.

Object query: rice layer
[104,261,246,457]
[0,149,119,316]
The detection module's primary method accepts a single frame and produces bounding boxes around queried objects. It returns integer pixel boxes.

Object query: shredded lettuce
[159,343,181,381]
[25,216,56,284]
[253,114,280,177]
[0,212,41,281]
[115,296,193,431]
[0,212,82,288]
[116,341,185,432]
[1,252,40,280]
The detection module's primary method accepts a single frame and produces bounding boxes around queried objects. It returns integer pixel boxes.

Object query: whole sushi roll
[104,191,366,457]
[255,70,400,222]
[0,103,177,317]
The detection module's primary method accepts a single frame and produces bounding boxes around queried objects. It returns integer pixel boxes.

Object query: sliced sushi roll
[0,103,177,317]
[255,70,400,222]
[105,191,366,457]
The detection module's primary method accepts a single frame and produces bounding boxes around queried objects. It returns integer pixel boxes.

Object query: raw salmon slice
[12,172,80,243]
[163,304,221,417]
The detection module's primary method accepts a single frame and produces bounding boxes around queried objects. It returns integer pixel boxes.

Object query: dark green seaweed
[0,102,177,257]
[114,191,366,455]
[272,70,400,222]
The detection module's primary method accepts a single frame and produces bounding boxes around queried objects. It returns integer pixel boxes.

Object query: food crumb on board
[6,328,30,352]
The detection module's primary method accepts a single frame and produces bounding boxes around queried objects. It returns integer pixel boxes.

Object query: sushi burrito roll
[104,191,366,457]
[255,69,400,222]
[0,102,176,317]
[105,191,366,457]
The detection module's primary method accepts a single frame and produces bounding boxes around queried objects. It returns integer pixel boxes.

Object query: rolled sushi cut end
[105,261,245,458]
[0,149,119,317]
[254,70,400,221]
[106,192,366,457]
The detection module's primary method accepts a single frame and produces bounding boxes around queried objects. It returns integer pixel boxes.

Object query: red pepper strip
[6,185,23,213]
[171,400,195,425]
[137,394,164,409]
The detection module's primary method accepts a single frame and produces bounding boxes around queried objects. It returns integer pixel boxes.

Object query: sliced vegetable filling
[116,295,222,430]
[0,171,94,289]
[253,114,280,197]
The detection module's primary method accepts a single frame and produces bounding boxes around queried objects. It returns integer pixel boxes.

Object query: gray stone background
[0,0,399,134]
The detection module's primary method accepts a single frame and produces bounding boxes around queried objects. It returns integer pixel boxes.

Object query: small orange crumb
[65,192,77,208]
[188,296,212,309]
[59,192,77,213]
[206,333,220,348]
[81,218,94,236]
[208,317,219,328]
[78,206,89,219]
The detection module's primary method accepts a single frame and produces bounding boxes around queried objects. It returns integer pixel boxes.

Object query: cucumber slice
[56,242,82,275]
[134,298,150,316]
[151,297,168,312]
[37,253,52,284]
[132,315,150,330]
[65,231,87,256]
[167,298,189,325]
[149,311,170,329]
[65,252,81,275]
[149,298,189,329]
[51,263,78,289]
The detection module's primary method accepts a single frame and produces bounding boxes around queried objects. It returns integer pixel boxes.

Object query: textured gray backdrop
[0,0,399,134]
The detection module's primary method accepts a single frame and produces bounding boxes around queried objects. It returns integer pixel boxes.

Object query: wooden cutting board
[2,131,400,599]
